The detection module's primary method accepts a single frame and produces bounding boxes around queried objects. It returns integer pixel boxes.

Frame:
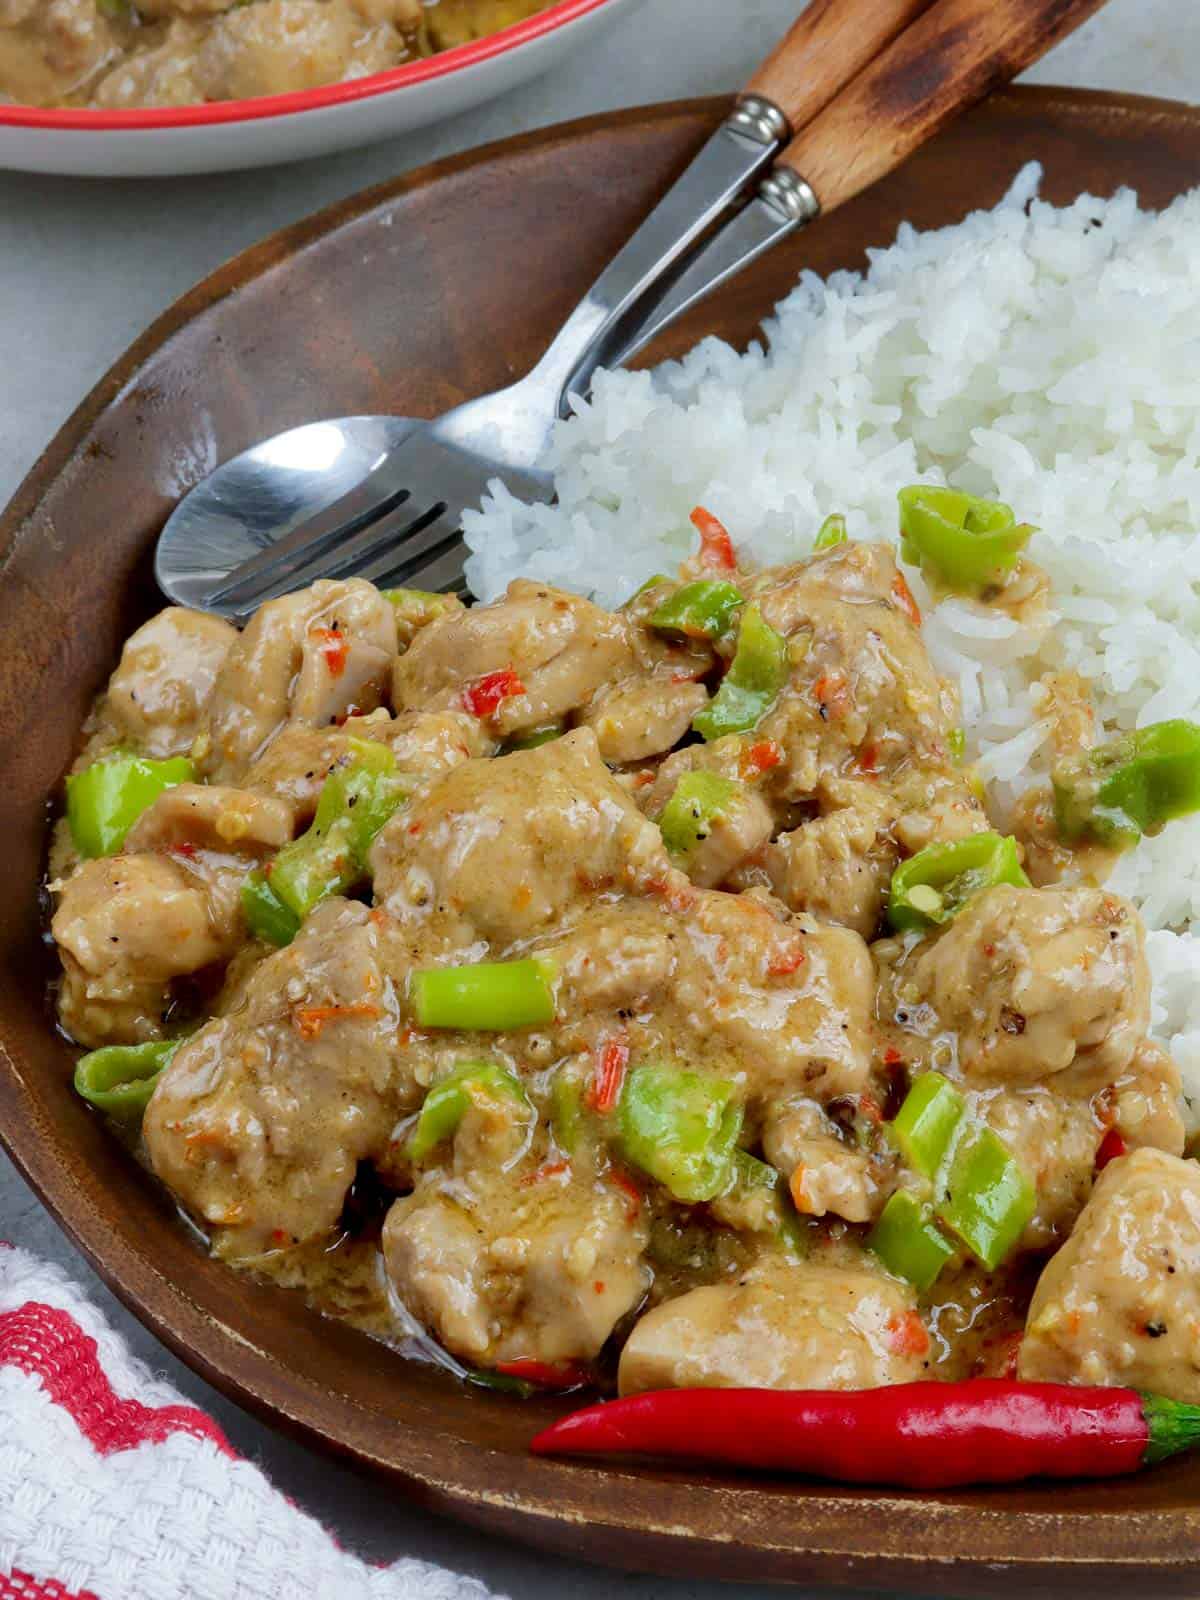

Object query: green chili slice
[898,485,1032,593]
[74,1038,182,1120]
[887,832,1029,932]
[411,957,558,1031]
[407,1061,532,1162]
[1052,719,1200,850]
[813,513,848,551]
[241,869,301,948]
[270,740,408,921]
[729,1150,807,1257]
[650,580,744,641]
[619,1063,743,1204]
[658,770,746,865]
[937,1122,1035,1271]
[692,603,789,741]
[889,1072,965,1181]
[868,1189,957,1292]
[66,754,195,859]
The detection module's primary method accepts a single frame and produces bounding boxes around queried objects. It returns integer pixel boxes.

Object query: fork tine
[354,521,467,592]
[208,455,412,608]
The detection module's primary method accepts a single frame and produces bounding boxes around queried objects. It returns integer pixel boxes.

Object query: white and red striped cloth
[0,1244,502,1600]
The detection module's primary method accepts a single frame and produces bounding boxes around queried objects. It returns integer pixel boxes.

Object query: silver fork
[159,0,1106,614]
[157,0,935,616]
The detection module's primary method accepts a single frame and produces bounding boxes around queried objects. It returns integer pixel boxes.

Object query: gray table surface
[2,0,1199,1594]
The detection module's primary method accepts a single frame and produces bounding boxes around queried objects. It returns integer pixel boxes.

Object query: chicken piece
[425,0,551,49]
[1019,1149,1200,1399]
[670,893,874,1106]
[762,1097,884,1224]
[0,0,114,105]
[1109,1039,1186,1157]
[124,781,294,945]
[393,579,635,738]
[1010,784,1120,890]
[618,1265,927,1395]
[370,729,677,949]
[383,1149,650,1367]
[144,900,406,1254]
[199,579,397,784]
[244,708,491,827]
[104,606,236,760]
[578,675,708,765]
[747,542,958,796]
[905,885,1148,1086]
[749,786,897,937]
[549,903,677,1016]
[89,18,203,108]
[52,855,225,1047]
[348,0,422,25]
[977,1087,1103,1252]
[192,0,405,100]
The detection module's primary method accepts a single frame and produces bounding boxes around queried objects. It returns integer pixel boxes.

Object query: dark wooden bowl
[4,87,1200,1595]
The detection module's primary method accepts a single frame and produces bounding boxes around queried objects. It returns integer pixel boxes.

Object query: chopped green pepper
[889,1071,965,1181]
[658,770,746,865]
[937,1122,1035,1270]
[868,1189,957,1292]
[898,485,1032,593]
[813,513,848,551]
[946,726,966,764]
[626,574,673,604]
[551,1066,586,1154]
[411,957,557,1031]
[74,1038,182,1120]
[66,754,195,858]
[887,832,1029,932]
[241,869,301,948]
[692,603,789,741]
[1052,719,1200,850]
[270,740,408,921]
[619,1063,743,1204]
[382,587,457,623]
[650,580,744,641]
[407,1060,532,1162]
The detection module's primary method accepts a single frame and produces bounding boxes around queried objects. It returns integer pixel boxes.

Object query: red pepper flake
[314,625,349,679]
[611,1168,643,1222]
[891,571,922,628]
[1096,1128,1128,1171]
[982,943,996,959]
[522,1158,570,1187]
[740,739,783,780]
[593,1281,606,1295]
[887,1310,930,1359]
[293,1001,381,1041]
[495,1358,588,1391]
[812,672,850,721]
[270,1228,289,1247]
[587,1035,630,1114]
[172,841,198,859]
[855,742,879,776]
[690,506,736,572]
[462,668,526,718]
[632,770,656,789]
[882,1046,904,1068]
[768,944,806,977]
[646,876,697,913]
[408,820,424,837]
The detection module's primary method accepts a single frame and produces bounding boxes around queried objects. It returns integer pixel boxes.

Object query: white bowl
[0,0,641,178]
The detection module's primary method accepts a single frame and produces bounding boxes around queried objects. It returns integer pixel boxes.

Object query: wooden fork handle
[778,0,1111,212]
[745,0,939,132]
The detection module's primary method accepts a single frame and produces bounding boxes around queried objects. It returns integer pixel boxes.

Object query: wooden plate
[4,87,1200,1594]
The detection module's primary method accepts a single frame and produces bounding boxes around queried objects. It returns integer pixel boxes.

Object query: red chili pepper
[313,625,348,679]
[172,841,198,859]
[891,571,922,628]
[887,1311,930,1359]
[739,739,783,780]
[767,944,806,977]
[1096,1128,1128,1170]
[587,1036,630,1115]
[495,1359,588,1391]
[690,506,736,572]
[530,1382,1200,1487]
[610,1168,643,1222]
[462,668,526,718]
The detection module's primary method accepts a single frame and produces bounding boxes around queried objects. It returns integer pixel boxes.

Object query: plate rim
[7,85,1200,1590]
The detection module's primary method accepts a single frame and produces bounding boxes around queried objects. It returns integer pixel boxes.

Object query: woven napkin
[0,1243,503,1600]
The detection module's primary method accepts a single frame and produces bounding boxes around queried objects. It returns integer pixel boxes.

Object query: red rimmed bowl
[0,0,642,177]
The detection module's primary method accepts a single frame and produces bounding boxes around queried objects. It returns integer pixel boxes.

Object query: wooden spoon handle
[778,0,1111,211]
[745,0,939,131]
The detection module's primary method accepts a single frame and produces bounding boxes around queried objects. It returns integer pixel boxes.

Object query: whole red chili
[462,668,526,718]
[530,1382,1200,1487]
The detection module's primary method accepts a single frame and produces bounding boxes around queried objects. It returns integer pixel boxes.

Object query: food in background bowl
[0,0,557,109]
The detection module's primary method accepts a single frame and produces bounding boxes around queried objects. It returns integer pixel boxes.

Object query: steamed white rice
[463,162,1200,1123]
